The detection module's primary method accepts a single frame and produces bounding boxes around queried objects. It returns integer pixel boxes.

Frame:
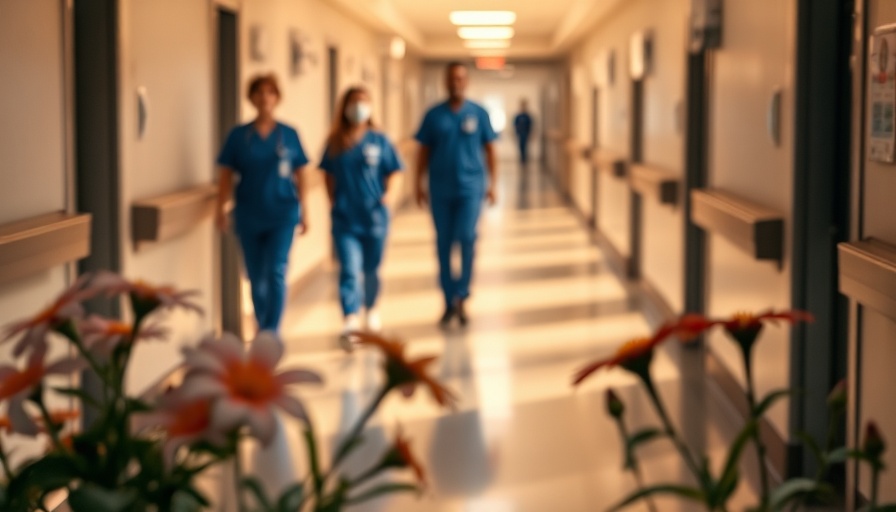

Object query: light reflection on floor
[242,164,760,512]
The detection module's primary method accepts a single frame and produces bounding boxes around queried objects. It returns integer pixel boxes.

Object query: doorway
[328,46,339,122]
[216,7,242,336]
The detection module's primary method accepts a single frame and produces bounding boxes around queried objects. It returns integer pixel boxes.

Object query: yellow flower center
[105,322,133,337]
[731,312,758,328]
[224,361,279,405]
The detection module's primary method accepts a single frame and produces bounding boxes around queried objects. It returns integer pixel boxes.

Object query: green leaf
[242,477,274,511]
[52,387,101,408]
[769,478,832,510]
[171,490,207,512]
[715,420,757,504]
[345,482,421,505]
[753,389,793,418]
[826,446,850,465]
[303,425,324,497]
[624,428,663,469]
[608,485,705,511]
[13,453,82,493]
[68,485,137,512]
[276,482,305,512]
[711,467,739,506]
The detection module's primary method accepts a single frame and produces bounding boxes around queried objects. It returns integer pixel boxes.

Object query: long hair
[326,86,375,156]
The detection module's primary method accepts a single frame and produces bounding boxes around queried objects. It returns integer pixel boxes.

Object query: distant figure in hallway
[321,86,403,344]
[513,100,534,165]
[415,61,498,328]
[215,74,309,334]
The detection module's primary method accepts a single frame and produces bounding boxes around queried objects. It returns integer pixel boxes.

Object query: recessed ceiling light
[457,27,515,40]
[450,11,516,26]
[464,40,511,49]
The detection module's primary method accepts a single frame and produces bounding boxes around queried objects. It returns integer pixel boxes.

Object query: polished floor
[243,163,758,511]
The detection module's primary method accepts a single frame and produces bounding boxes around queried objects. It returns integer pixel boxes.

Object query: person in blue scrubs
[513,100,534,165]
[320,86,403,341]
[415,62,498,328]
[215,74,309,334]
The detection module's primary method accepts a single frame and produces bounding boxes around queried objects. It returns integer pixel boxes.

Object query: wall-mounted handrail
[0,212,92,286]
[838,238,896,322]
[691,188,784,262]
[629,163,680,206]
[131,184,217,245]
[591,148,628,178]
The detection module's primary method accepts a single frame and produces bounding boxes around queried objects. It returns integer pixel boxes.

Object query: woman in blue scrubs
[215,74,309,334]
[320,86,403,341]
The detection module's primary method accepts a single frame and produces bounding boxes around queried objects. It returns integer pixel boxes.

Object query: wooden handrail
[591,148,628,178]
[132,184,217,245]
[0,212,91,286]
[839,238,896,322]
[691,189,784,262]
[629,163,679,206]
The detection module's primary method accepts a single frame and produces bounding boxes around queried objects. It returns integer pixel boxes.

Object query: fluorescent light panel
[450,11,516,26]
[464,40,511,49]
[457,26,515,40]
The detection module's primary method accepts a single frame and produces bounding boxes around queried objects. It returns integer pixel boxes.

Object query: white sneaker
[339,314,362,351]
[365,308,382,333]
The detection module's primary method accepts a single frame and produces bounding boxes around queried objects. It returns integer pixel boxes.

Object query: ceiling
[324,0,625,60]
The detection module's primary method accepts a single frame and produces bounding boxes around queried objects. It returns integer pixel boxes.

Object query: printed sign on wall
[869,25,896,163]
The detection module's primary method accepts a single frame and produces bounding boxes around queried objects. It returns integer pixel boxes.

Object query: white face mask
[346,102,372,124]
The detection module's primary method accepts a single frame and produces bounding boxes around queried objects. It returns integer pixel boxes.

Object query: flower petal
[274,395,308,421]
[47,357,87,375]
[183,348,226,375]
[203,332,245,364]
[250,331,283,370]
[244,407,277,446]
[178,374,228,400]
[210,399,250,434]
[276,368,323,386]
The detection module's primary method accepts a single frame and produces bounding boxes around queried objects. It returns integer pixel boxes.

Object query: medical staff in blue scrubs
[215,74,309,334]
[513,100,534,165]
[320,86,403,340]
[415,62,498,328]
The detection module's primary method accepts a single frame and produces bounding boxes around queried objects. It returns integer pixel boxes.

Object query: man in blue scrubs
[513,100,534,165]
[415,62,498,327]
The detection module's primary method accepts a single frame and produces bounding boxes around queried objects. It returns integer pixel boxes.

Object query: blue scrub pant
[518,135,530,164]
[430,195,483,308]
[236,224,295,333]
[333,231,387,316]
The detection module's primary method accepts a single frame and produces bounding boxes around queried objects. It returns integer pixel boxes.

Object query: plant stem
[332,386,389,469]
[37,401,64,451]
[871,464,880,511]
[617,417,659,512]
[233,437,249,512]
[742,352,770,507]
[640,374,706,487]
[0,436,13,479]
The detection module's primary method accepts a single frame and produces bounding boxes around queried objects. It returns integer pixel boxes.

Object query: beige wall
[705,0,796,436]
[118,0,217,393]
[567,0,687,311]
[0,0,74,463]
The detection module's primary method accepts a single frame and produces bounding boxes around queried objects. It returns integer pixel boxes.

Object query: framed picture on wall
[249,25,268,62]
[629,30,653,80]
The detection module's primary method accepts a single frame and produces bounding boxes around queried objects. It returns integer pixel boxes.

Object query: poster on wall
[869,25,896,163]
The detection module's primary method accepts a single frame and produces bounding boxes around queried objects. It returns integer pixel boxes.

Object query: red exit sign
[475,56,506,70]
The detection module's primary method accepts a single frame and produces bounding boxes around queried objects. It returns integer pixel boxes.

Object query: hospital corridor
[1,0,896,511]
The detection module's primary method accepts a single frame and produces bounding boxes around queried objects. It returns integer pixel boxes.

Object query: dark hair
[246,74,281,100]
[326,86,375,155]
[445,61,467,74]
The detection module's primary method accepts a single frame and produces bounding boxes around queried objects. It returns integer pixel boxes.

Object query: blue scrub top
[320,130,403,236]
[217,122,309,232]
[415,100,497,199]
[514,113,533,138]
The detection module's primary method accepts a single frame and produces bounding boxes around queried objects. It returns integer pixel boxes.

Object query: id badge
[462,115,478,134]
[362,143,381,167]
[279,158,291,178]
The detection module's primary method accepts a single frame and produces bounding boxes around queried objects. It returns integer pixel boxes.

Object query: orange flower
[79,315,168,356]
[354,333,457,409]
[136,390,220,468]
[721,310,814,352]
[573,333,668,386]
[384,426,426,486]
[89,272,203,317]
[180,332,322,445]
[657,314,718,343]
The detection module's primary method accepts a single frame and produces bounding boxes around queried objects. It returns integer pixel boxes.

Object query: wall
[567,0,687,311]
[117,0,217,393]
[705,0,796,436]
[0,0,75,463]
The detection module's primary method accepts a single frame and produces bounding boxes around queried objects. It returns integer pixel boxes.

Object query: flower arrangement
[0,272,454,512]
[573,310,895,512]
